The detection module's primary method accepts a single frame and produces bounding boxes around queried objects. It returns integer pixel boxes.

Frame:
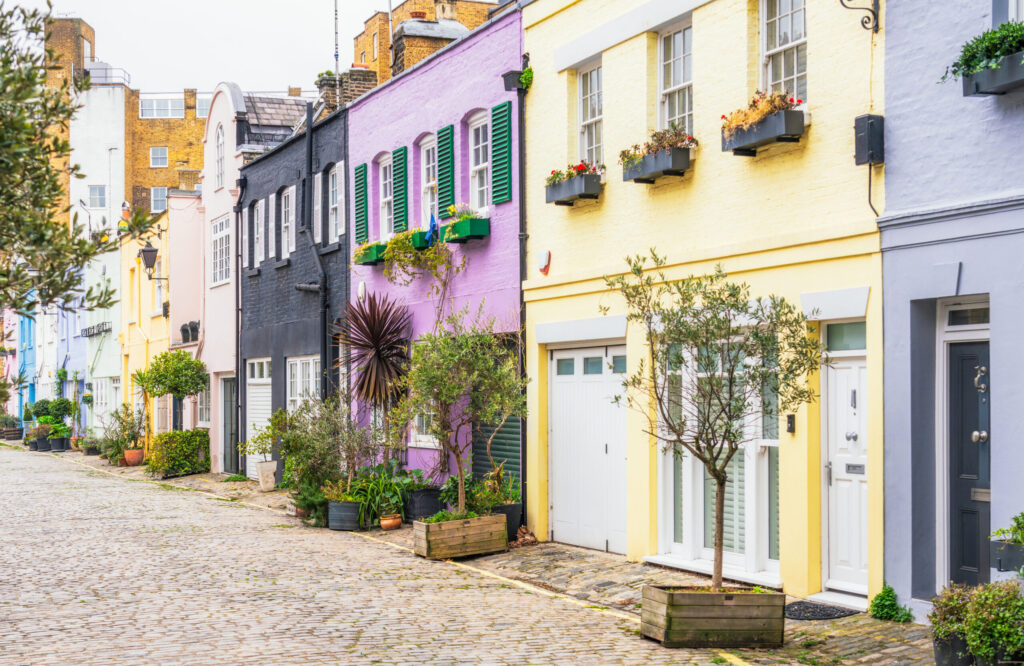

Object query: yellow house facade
[523,0,885,604]
[120,211,171,446]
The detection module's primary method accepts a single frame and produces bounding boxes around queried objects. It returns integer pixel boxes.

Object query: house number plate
[845,464,866,474]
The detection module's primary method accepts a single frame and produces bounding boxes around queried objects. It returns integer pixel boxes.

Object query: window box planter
[990,539,1024,572]
[409,230,432,250]
[721,109,804,157]
[622,148,693,184]
[545,174,603,206]
[640,585,785,648]
[963,52,1024,96]
[442,218,490,244]
[353,242,386,266]
[413,513,508,560]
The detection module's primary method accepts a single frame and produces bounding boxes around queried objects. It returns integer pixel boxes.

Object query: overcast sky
[23,0,391,92]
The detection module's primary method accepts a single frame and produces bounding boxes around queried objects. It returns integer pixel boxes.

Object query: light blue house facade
[57,305,88,435]
[880,0,1024,618]
[17,312,36,425]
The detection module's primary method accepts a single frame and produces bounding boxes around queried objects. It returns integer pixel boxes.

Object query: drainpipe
[233,175,247,476]
[516,51,529,531]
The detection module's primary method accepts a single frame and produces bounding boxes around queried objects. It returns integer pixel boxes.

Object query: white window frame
[468,114,491,213]
[286,355,320,412]
[215,124,225,190]
[659,24,694,133]
[88,185,106,209]
[313,172,322,244]
[1011,0,1024,21]
[411,411,439,449]
[139,96,185,119]
[280,188,293,259]
[379,156,395,240]
[419,137,438,228]
[196,94,212,119]
[762,0,808,102]
[151,259,163,316]
[247,358,272,383]
[578,62,603,166]
[150,187,167,213]
[197,386,211,426]
[328,166,341,241]
[252,200,264,265]
[210,215,231,285]
[149,146,168,168]
[372,32,379,60]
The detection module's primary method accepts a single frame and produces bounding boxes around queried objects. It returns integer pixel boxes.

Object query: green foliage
[438,475,492,514]
[424,509,479,524]
[619,122,698,168]
[992,511,1024,545]
[81,393,93,406]
[146,430,211,478]
[335,293,411,417]
[55,367,67,383]
[104,403,146,452]
[238,410,287,463]
[391,305,527,514]
[28,423,51,439]
[519,67,533,90]
[545,160,604,187]
[292,478,329,527]
[481,463,521,505]
[869,583,914,623]
[48,422,71,438]
[929,584,972,643]
[322,480,358,503]
[381,228,464,303]
[349,461,407,526]
[22,403,32,421]
[30,400,50,418]
[81,435,102,451]
[49,397,73,421]
[222,474,249,482]
[605,252,824,588]
[946,21,1024,80]
[0,413,18,427]
[36,415,56,426]
[142,350,209,400]
[962,580,1024,661]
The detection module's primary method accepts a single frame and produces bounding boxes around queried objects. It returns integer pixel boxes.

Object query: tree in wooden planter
[605,252,824,648]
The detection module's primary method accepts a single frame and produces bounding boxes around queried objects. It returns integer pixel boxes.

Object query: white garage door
[245,358,272,480]
[549,346,628,554]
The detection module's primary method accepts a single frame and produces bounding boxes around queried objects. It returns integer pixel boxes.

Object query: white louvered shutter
[288,185,297,253]
[336,161,346,242]
[268,192,277,259]
[313,174,322,244]
[242,207,249,268]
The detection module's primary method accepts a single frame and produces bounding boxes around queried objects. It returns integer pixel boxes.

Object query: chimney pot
[288,86,302,97]
[410,11,426,19]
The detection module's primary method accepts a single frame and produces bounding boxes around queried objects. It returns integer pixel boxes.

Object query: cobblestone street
[0,446,933,664]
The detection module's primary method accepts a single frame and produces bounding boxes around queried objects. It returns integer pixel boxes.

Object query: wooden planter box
[413,514,508,560]
[443,218,490,244]
[353,242,386,266]
[545,173,602,206]
[622,147,692,184]
[0,427,23,440]
[963,51,1024,96]
[641,585,785,648]
[990,539,1024,572]
[722,109,805,156]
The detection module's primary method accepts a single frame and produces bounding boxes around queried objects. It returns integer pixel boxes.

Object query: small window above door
[825,322,866,352]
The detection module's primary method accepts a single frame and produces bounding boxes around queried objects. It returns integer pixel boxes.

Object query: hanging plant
[382,229,461,289]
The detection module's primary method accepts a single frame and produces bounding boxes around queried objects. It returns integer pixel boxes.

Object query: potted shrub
[82,435,103,456]
[239,423,278,492]
[990,511,1024,573]
[323,480,361,531]
[929,584,973,666]
[441,203,490,243]
[48,422,71,452]
[50,397,73,423]
[481,464,523,543]
[30,399,51,422]
[350,461,407,529]
[123,441,144,466]
[946,21,1024,97]
[29,423,51,451]
[379,497,403,531]
[963,580,1024,666]
[721,90,804,156]
[608,253,822,648]
[404,471,442,523]
[619,123,697,184]
[107,403,145,466]
[545,161,604,206]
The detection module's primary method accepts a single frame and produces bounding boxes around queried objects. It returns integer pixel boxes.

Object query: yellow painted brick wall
[523,0,885,599]
[124,89,205,214]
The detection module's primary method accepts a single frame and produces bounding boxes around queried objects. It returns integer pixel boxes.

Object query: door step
[808,591,868,612]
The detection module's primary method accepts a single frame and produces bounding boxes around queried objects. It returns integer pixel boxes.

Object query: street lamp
[137,241,165,281]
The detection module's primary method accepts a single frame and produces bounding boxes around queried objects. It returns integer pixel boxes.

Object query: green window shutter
[354,163,368,243]
[437,124,455,218]
[392,146,408,232]
[491,101,513,205]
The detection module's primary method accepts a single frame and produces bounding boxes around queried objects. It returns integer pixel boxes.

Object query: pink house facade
[347,6,524,479]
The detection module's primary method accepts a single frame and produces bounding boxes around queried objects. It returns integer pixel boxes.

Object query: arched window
[215,124,225,189]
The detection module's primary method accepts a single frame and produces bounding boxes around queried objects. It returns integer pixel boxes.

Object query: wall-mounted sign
[81,321,112,337]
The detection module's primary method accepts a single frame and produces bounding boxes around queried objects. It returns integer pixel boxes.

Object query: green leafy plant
[619,122,698,168]
[945,21,1024,81]
[49,397,73,421]
[962,580,1024,661]
[81,435,103,452]
[30,399,50,418]
[438,474,492,515]
[0,414,18,428]
[519,66,533,90]
[36,415,56,426]
[143,350,209,401]
[222,474,249,482]
[424,509,479,524]
[28,423,51,439]
[444,203,479,223]
[55,367,67,383]
[81,393,93,406]
[322,479,358,503]
[929,584,972,644]
[146,430,211,478]
[293,478,329,526]
[381,228,464,298]
[22,403,33,422]
[48,422,71,438]
[869,583,914,623]
[481,462,521,506]
[104,403,146,455]
[721,90,801,140]
[546,160,604,187]
[350,461,407,526]
[991,511,1024,545]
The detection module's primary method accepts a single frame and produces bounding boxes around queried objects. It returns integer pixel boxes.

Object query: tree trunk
[455,453,466,513]
[713,476,725,590]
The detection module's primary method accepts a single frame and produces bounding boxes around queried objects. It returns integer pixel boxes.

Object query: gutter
[233,175,247,475]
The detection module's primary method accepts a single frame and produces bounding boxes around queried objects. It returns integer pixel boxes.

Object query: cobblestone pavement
[0,445,934,664]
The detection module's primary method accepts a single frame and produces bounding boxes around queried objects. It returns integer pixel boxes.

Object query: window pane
[673,451,684,543]
[767,19,777,50]
[948,307,990,326]
[612,355,627,374]
[826,322,867,351]
[767,0,778,19]
[556,358,574,376]
[762,381,779,439]
[769,446,780,560]
[583,357,603,375]
[793,9,804,40]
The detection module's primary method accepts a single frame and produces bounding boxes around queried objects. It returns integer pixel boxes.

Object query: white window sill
[209,279,231,289]
[409,439,439,451]
[643,554,782,589]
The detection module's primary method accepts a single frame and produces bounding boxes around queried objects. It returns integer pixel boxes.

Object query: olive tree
[605,252,824,589]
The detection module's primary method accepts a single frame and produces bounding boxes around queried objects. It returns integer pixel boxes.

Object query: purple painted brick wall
[347,9,522,475]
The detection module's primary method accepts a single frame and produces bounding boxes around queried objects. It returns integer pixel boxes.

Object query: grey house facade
[881,0,1024,618]
[237,105,350,479]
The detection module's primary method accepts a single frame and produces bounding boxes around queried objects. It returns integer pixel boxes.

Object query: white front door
[548,346,628,554]
[823,357,869,594]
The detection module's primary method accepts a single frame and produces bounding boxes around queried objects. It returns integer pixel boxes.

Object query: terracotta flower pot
[380,513,402,531]
[123,448,144,466]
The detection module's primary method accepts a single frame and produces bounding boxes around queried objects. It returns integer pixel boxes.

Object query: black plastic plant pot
[406,488,442,523]
[327,500,360,531]
[933,635,972,666]
[48,438,64,452]
[502,70,525,91]
[622,147,692,184]
[722,109,805,156]
[490,502,523,542]
[29,438,38,451]
[990,539,1024,572]
[36,439,51,452]
[85,447,101,456]
[963,51,1024,96]
[545,173,603,206]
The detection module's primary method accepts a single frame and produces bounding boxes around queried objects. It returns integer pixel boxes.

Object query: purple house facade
[346,5,524,479]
